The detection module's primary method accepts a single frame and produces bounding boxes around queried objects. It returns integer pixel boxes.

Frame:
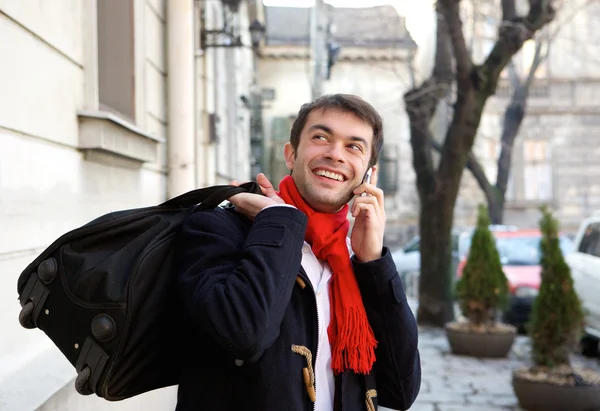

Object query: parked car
[565,213,600,355]
[456,229,574,330]
[391,230,464,299]
[392,225,517,299]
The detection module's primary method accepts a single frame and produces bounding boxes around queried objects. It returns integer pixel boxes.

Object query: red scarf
[278,175,377,375]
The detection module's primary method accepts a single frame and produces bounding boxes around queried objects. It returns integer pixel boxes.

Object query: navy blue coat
[173,205,420,411]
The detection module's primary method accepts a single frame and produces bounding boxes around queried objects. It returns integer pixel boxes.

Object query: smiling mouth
[314,169,346,182]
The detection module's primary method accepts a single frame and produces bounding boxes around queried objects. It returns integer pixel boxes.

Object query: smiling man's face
[284,108,373,213]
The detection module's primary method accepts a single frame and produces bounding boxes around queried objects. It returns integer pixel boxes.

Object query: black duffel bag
[16,182,261,401]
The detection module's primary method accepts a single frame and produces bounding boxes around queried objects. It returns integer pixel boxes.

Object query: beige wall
[0,1,173,409]
[1,0,261,404]
[1,0,259,408]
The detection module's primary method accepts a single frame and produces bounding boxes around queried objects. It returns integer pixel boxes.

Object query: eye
[348,143,364,152]
[313,135,327,141]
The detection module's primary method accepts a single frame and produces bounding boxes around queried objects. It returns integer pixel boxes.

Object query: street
[407,299,600,411]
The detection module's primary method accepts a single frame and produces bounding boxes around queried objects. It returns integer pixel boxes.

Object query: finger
[257,173,279,198]
[352,196,381,220]
[358,193,386,225]
[230,180,240,187]
[371,186,385,214]
[256,173,277,198]
[370,166,378,187]
[368,166,385,211]
[354,183,370,197]
[352,202,376,219]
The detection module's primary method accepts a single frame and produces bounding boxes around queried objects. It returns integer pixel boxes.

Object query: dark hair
[289,94,383,168]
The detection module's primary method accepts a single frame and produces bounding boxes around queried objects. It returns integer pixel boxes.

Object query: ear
[284,143,295,171]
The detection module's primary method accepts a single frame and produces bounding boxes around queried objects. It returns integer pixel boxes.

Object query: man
[174,94,420,411]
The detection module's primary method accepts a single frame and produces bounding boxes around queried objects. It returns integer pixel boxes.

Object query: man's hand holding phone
[350,167,386,263]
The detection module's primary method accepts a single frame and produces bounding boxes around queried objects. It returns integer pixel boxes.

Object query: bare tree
[435,0,598,224]
[404,0,556,327]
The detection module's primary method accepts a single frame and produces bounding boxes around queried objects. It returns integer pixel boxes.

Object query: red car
[455,229,574,330]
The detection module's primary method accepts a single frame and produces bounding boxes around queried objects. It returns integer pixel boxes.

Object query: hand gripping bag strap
[159,181,262,209]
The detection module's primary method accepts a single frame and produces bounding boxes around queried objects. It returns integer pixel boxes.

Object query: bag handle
[160,182,263,209]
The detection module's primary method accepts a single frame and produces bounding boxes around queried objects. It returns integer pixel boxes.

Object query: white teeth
[315,170,344,181]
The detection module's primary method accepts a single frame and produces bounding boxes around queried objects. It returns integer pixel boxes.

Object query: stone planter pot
[444,322,516,358]
[513,372,600,411]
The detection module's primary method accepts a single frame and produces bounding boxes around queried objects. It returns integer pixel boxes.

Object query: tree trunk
[417,195,456,326]
[488,188,505,225]
[417,86,486,327]
[404,4,455,327]
[405,0,555,327]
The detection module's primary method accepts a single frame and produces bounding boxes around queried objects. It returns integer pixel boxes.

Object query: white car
[566,213,600,355]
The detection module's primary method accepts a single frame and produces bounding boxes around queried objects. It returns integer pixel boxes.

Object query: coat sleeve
[174,206,308,361]
[352,248,421,410]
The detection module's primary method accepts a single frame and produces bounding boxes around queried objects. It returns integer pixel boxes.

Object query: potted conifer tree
[445,204,516,358]
[512,207,600,411]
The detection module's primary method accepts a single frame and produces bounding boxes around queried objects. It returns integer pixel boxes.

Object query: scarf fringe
[329,307,378,375]
[278,176,377,375]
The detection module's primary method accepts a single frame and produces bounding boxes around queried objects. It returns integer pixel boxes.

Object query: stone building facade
[468,0,600,231]
[0,0,261,409]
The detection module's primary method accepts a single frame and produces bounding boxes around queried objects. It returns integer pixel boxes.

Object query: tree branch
[507,60,522,88]
[439,0,472,83]
[524,36,545,88]
[404,3,453,200]
[502,0,518,21]
[430,139,496,206]
[547,0,597,42]
[519,0,599,92]
[491,0,596,216]
[477,0,556,96]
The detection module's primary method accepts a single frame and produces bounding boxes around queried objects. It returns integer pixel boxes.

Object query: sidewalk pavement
[406,298,600,411]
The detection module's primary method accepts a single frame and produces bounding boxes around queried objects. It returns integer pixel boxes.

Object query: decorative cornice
[260,45,415,62]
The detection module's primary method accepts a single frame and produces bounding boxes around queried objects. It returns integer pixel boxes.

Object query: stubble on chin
[308,186,354,211]
[293,172,354,211]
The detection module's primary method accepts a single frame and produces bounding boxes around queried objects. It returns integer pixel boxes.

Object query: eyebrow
[307,124,369,147]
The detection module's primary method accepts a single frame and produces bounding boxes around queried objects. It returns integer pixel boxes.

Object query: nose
[325,142,345,163]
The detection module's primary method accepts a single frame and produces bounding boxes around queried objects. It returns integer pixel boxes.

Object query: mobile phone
[363,168,373,185]
[360,168,373,197]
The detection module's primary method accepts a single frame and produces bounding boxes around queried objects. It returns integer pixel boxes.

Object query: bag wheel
[18,301,36,329]
[75,366,93,395]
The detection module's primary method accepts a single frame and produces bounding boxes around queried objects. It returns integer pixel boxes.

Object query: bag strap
[160,182,262,209]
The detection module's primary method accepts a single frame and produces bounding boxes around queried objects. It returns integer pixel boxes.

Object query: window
[578,223,600,257]
[523,140,552,201]
[97,0,135,121]
[403,237,420,253]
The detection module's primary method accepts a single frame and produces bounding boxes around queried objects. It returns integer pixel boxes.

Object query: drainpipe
[167,0,196,198]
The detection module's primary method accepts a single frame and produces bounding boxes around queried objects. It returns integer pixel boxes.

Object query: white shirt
[301,241,335,411]
[301,241,398,411]
[262,206,397,411]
